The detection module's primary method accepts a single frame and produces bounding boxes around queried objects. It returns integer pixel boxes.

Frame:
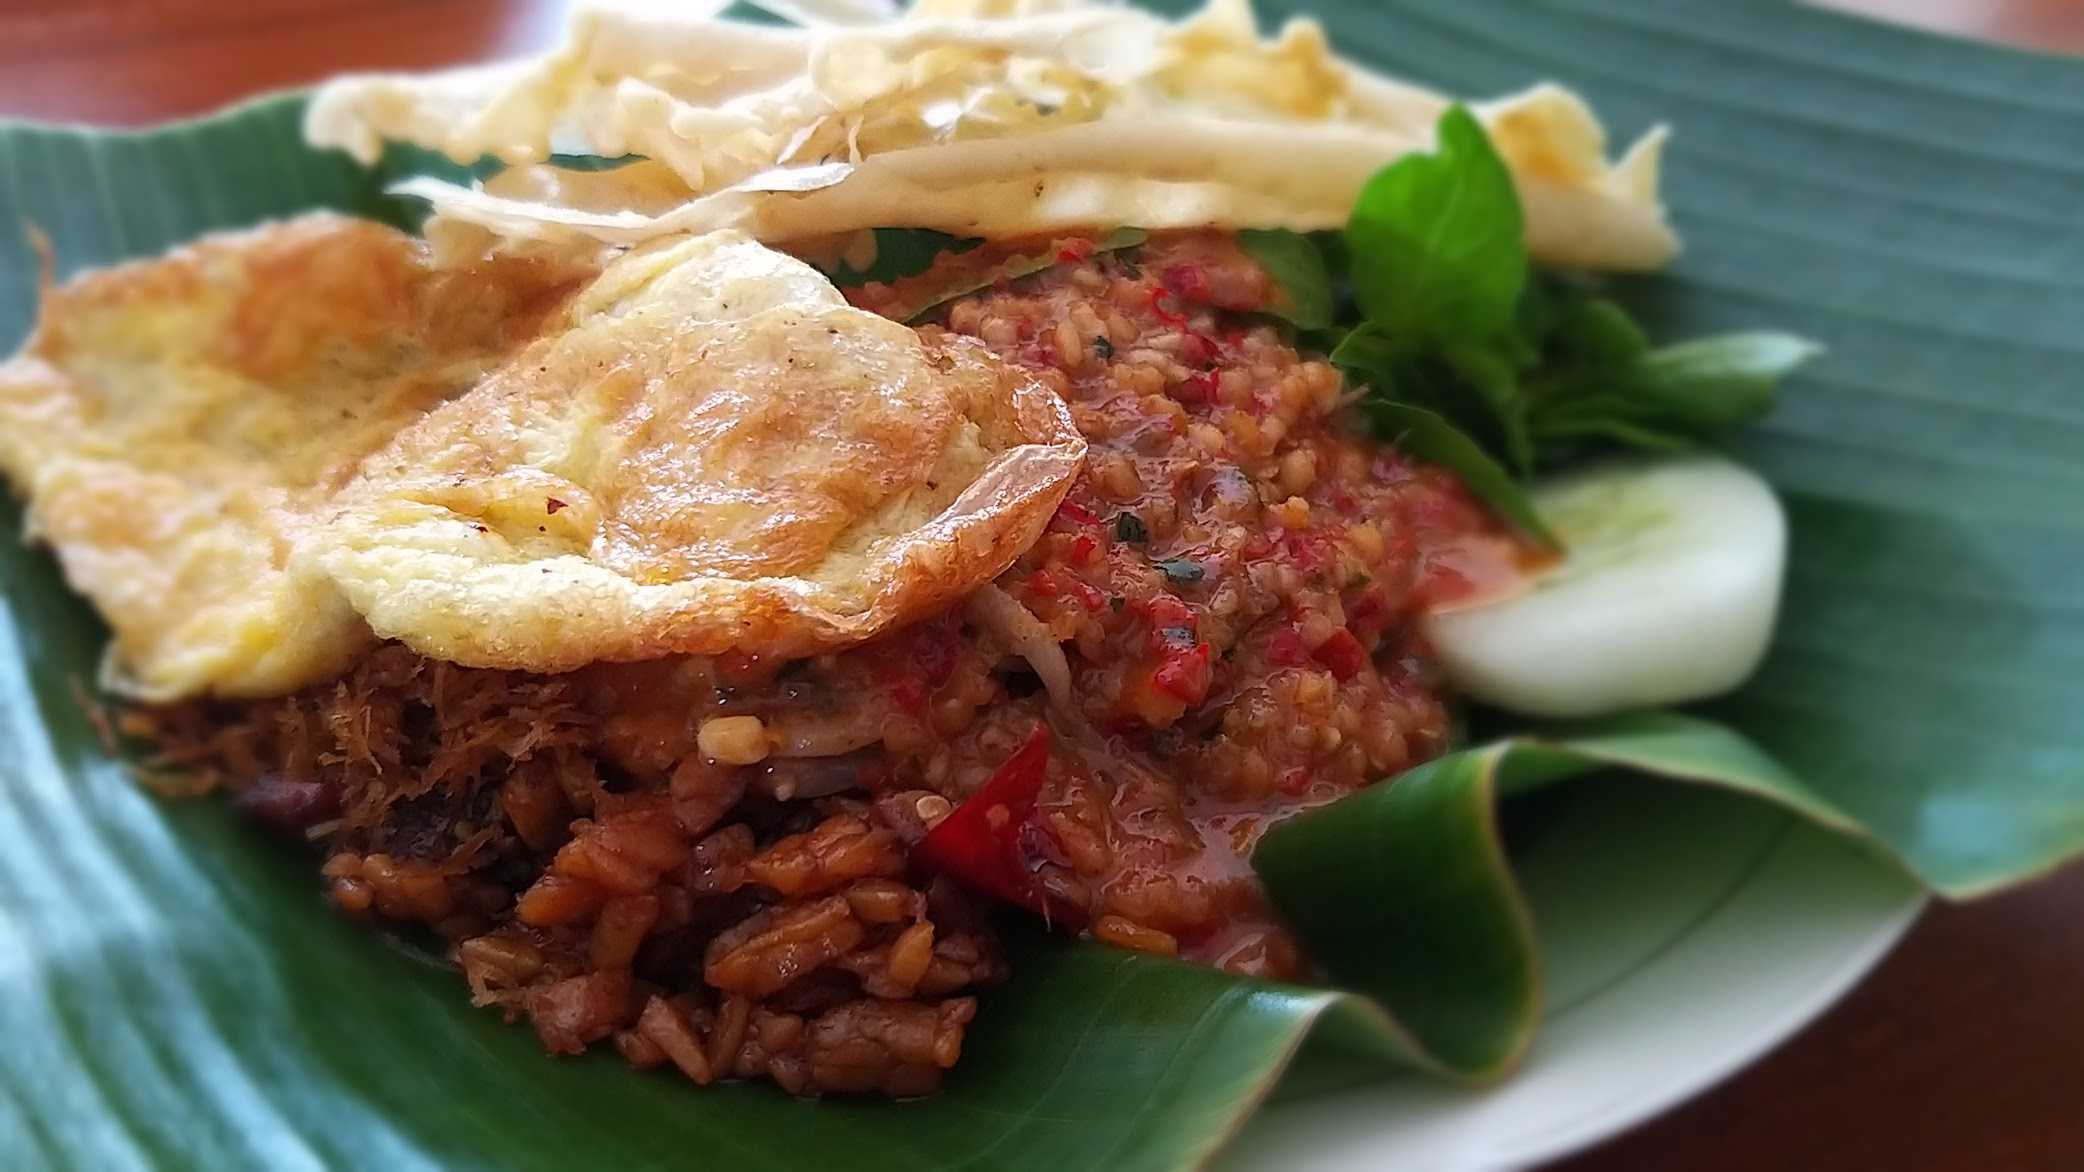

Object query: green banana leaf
[1254,710,1887,1080]
[2,1,2080,1168]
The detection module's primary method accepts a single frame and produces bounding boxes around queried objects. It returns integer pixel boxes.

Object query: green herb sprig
[1245,107,1819,545]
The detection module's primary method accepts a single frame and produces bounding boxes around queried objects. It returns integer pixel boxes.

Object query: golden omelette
[0,222,1085,696]
[0,215,586,698]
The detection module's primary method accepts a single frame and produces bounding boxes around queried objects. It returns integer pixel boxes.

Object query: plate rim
[1514,883,1924,1168]
[1222,817,1926,1171]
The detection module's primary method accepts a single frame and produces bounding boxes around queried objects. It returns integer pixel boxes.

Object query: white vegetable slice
[1424,455,1786,718]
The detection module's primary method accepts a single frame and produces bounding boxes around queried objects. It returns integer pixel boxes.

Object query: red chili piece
[1142,594,1195,636]
[1148,286,1189,327]
[1266,626,1310,667]
[1160,263,1207,301]
[1176,371,1219,405]
[1151,642,1213,703]
[1311,628,1369,681]
[1055,237,1097,265]
[914,728,1086,926]
[877,617,962,712]
[1054,499,1101,527]
[1283,532,1333,573]
[1028,568,1104,612]
[1346,589,1389,642]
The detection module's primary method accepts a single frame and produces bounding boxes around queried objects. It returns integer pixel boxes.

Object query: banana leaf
[2,1,2080,1168]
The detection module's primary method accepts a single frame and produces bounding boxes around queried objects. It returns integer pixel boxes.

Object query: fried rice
[132,232,1518,1097]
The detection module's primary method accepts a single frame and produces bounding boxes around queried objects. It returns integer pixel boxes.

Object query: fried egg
[0,214,589,699]
[301,229,1086,673]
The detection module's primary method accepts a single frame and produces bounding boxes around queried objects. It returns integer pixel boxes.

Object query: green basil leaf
[1535,416,1698,452]
[1153,558,1205,584]
[1626,332,1824,432]
[1328,319,1401,371]
[885,227,1149,322]
[1443,343,1534,475]
[822,228,984,288]
[1309,228,1352,286]
[545,153,647,172]
[1360,400,1556,545]
[1548,293,1651,369]
[1237,228,1336,330]
[1346,105,1526,346]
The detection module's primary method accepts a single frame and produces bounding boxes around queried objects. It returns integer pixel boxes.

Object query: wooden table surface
[2,2,2078,1169]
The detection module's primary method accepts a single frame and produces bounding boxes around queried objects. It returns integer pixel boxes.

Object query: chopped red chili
[1176,370,1219,405]
[1028,568,1105,612]
[1142,594,1195,635]
[914,728,1084,925]
[1054,499,1101,527]
[1346,588,1390,641]
[1283,532,1334,573]
[877,617,962,712]
[1311,628,1369,681]
[1151,643,1213,703]
[1160,263,1207,301]
[1055,237,1097,265]
[1148,286,1189,327]
[1265,626,1310,667]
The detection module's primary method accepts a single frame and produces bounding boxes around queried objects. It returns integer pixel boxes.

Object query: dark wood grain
[1823,0,2084,51]
[0,2,2076,1169]
[0,0,568,126]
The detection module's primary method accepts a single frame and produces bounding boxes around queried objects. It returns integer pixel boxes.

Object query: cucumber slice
[1424,455,1786,718]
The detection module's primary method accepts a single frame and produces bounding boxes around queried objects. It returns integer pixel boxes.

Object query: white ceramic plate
[1220,778,1924,1171]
